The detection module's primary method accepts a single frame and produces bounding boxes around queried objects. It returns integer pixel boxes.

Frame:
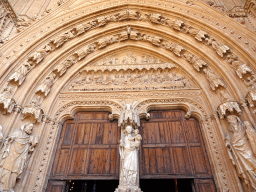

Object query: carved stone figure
[115,104,143,192]
[28,50,46,65]
[22,96,44,122]
[225,116,256,190]
[202,68,226,90]
[116,125,142,192]
[183,54,208,71]
[35,73,56,96]
[70,24,85,36]
[0,123,38,192]
[173,20,184,31]
[195,30,208,41]
[246,79,256,112]
[212,41,230,57]
[69,68,192,91]
[8,62,32,85]
[53,56,77,76]
[231,61,254,79]
[50,32,70,48]
[0,86,16,114]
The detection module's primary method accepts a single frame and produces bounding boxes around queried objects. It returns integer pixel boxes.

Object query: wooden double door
[47,110,216,192]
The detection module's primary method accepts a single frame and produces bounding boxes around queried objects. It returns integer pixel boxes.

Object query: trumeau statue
[115,104,143,192]
[225,115,256,191]
[0,123,38,192]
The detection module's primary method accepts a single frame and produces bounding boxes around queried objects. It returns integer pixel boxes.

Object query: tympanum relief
[65,53,196,93]
[68,68,194,92]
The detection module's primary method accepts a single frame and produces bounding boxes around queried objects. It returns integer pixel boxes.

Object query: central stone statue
[115,104,144,192]
[119,125,141,187]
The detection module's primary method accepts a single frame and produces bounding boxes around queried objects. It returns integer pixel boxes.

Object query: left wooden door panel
[50,111,119,180]
[46,181,67,192]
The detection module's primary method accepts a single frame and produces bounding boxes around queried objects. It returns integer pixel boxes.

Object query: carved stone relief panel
[64,57,197,93]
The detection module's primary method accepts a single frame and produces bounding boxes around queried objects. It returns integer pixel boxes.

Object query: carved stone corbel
[22,96,44,122]
[217,101,242,119]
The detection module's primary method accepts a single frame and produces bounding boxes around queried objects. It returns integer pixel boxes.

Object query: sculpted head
[227,115,240,132]
[22,123,34,135]
[125,125,133,134]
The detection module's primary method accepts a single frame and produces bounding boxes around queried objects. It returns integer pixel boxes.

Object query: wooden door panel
[172,147,192,175]
[46,181,67,192]
[54,149,70,175]
[185,119,201,143]
[190,147,210,176]
[69,148,89,175]
[50,111,119,180]
[62,123,75,146]
[170,121,186,144]
[140,109,213,181]
[75,123,91,145]
[193,179,216,192]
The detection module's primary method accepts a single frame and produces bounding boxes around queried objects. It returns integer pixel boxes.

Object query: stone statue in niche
[0,123,38,192]
[115,125,142,192]
[225,115,256,190]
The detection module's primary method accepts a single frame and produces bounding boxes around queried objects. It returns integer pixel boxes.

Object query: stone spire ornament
[115,104,143,192]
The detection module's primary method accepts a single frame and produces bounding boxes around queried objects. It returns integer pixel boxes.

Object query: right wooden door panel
[140,110,213,179]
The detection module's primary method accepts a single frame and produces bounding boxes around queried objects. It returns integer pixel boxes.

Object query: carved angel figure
[119,125,141,187]
[8,62,32,85]
[0,123,38,192]
[225,115,256,190]
[203,68,226,90]
[35,73,56,96]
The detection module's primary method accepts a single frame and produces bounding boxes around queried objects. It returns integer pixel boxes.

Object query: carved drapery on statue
[115,104,143,192]
[0,123,38,192]
[225,115,256,190]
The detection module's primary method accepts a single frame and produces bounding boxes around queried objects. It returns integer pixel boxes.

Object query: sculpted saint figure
[0,123,38,192]
[225,115,256,190]
[118,125,142,190]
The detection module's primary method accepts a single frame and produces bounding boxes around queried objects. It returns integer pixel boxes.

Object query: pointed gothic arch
[0,1,256,192]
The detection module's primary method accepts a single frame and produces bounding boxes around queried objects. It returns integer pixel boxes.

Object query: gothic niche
[67,67,194,92]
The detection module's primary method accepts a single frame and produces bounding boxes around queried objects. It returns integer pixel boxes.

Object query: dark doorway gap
[68,179,193,192]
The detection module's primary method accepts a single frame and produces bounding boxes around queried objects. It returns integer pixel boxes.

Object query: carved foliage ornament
[8,9,253,89]
[37,26,224,97]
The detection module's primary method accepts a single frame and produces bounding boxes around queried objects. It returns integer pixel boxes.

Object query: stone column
[115,104,143,192]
